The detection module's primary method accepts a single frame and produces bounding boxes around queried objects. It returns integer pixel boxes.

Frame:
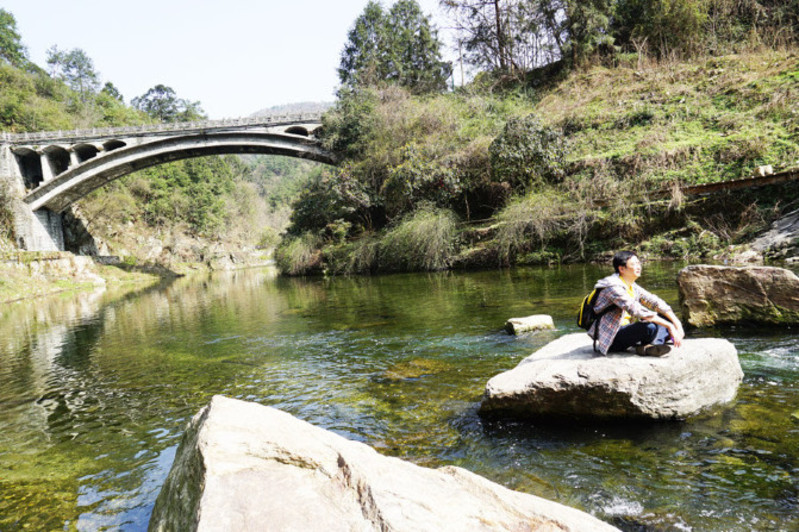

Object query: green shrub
[382,143,460,218]
[257,227,280,250]
[321,87,379,159]
[494,189,591,263]
[489,114,567,193]
[323,234,381,275]
[287,168,374,235]
[275,232,322,275]
[379,206,458,271]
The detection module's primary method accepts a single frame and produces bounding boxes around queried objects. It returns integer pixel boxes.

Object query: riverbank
[0,249,274,304]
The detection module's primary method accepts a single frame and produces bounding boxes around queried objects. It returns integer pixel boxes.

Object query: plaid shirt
[588,273,673,354]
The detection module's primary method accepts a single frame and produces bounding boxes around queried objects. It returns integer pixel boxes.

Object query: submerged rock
[677,264,799,327]
[480,333,742,421]
[505,314,555,334]
[149,395,618,532]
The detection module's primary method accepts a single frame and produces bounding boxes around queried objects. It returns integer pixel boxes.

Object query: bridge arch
[12,147,42,189]
[43,145,70,178]
[23,130,336,213]
[104,139,127,151]
[284,126,310,136]
[72,143,100,164]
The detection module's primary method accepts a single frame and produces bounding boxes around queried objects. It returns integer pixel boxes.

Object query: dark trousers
[609,322,671,352]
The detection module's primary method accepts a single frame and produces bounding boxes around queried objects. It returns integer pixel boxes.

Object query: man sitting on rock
[590,250,685,356]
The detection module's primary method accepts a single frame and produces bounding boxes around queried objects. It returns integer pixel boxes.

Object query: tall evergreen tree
[0,9,27,68]
[385,0,451,92]
[561,0,615,66]
[338,0,450,93]
[338,1,388,88]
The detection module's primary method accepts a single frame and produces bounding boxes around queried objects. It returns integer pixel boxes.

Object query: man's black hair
[613,250,637,273]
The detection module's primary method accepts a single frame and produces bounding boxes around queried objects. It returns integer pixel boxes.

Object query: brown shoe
[635,344,671,357]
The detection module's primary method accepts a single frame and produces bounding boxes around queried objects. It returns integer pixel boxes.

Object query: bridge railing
[0,113,324,143]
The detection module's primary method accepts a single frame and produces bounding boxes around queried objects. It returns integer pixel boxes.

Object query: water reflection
[0,264,797,531]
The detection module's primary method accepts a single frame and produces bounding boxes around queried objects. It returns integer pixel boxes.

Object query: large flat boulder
[480,333,742,421]
[149,395,617,532]
[677,264,799,327]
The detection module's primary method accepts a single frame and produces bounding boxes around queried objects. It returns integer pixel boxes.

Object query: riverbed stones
[505,314,555,334]
[677,264,799,327]
[149,395,618,532]
[480,333,742,421]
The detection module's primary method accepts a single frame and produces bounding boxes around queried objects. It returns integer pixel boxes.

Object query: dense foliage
[0,8,27,68]
[489,113,567,192]
[273,0,799,275]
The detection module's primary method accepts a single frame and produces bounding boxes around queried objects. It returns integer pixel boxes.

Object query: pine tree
[385,0,450,92]
[338,0,450,93]
[338,1,388,88]
[0,9,27,68]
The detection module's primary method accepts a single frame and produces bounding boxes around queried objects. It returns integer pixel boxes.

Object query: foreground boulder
[678,264,799,327]
[149,395,617,531]
[505,314,555,334]
[480,333,742,421]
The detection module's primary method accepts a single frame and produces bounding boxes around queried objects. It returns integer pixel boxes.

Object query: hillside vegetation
[278,47,799,274]
[276,0,799,275]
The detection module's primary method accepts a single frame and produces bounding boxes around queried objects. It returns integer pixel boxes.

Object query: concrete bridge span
[0,114,335,250]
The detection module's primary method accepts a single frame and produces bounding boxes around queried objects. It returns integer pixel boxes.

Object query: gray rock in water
[149,395,618,532]
[678,264,799,327]
[505,314,555,334]
[480,333,742,421]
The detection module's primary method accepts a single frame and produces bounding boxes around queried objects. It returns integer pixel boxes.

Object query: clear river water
[0,262,797,531]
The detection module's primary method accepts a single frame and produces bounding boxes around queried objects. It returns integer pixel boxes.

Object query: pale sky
[3,0,455,119]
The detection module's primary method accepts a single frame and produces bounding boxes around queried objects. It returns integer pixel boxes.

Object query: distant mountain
[251,102,333,117]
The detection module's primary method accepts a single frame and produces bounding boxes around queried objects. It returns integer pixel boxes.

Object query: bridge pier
[13,204,65,251]
[2,146,64,251]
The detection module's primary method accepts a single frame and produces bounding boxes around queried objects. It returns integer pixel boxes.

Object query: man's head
[613,250,638,274]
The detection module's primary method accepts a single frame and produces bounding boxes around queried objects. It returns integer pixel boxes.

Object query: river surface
[0,263,797,531]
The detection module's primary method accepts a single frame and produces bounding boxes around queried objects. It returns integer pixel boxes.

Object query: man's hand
[667,322,684,347]
[664,311,684,347]
[646,311,684,347]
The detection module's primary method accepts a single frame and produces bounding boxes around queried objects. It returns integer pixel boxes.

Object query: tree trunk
[493,0,507,71]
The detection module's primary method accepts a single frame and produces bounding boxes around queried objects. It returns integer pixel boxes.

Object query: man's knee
[644,322,659,343]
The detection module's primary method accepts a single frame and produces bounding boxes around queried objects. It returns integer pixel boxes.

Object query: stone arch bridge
[0,113,334,250]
